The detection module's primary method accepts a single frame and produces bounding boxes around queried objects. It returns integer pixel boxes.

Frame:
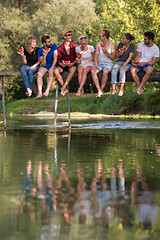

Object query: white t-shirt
[137,42,159,62]
[76,45,95,67]
[98,41,114,65]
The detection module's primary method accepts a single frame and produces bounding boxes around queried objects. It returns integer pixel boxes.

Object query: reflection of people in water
[19,160,37,224]
[131,167,159,229]
[74,166,92,224]
[55,163,75,226]
[19,160,56,226]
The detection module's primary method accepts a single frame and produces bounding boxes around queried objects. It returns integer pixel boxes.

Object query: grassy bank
[1,86,160,117]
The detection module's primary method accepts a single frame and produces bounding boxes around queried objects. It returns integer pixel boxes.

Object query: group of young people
[19,29,159,98]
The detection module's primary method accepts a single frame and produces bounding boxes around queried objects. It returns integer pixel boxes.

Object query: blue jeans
[111,61,132,84]
[21,65,40,90]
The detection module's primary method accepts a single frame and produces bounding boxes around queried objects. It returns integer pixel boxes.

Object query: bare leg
[118,83,124,96]
[111,84,116,95]
[36,67,48,99]
[100,68,110,92]
[91,66,103,97]
[43,68,54,97]
[130,66,140,86]
[61,66,77,96]
[54,67,64,86]
[137,67,153,95]
[76,66,91,96]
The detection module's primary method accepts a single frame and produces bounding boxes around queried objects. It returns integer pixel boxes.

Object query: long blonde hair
[25,36,36,54]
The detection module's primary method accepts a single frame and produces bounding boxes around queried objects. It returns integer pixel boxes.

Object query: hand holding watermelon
[119,47,125,53]
[100,42,106,48]
[18,47,24,55]
[76,53,82,62]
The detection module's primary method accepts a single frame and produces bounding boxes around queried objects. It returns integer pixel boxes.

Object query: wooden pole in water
[54,81,59,131]
[1,76,6,129]
[67,86,71,131]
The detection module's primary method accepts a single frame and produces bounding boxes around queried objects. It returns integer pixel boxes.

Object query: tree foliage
[0,0,160,99]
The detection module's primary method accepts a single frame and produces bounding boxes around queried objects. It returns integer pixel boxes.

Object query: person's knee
[37,70,44,78]
[70,66,76,73]
[103,69,110,75]
[130,67,136,75]
[54,68,60,75]
[78,68,83,73]
[145,67,153,75]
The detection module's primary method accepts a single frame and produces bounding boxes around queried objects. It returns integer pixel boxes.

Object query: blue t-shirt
[38,44,58,70]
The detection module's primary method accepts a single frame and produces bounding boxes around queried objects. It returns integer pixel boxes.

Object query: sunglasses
[99,35,104,38]
[80,36,87,40]
[65,34,72,37]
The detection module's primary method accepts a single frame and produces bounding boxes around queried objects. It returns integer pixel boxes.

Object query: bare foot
[137,87,143,95]
[76,88,84,96]
[96,90,103,97]
[111,91,116,95]
[26,88,32,97]
[61,88,68,96]
[43,89,49,97]
[36,94,43,99]
[118,91,123,96]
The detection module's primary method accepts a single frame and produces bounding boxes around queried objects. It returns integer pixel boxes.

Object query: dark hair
[41,35,50,44]
[144,31,154,41]
[124,33,135,41]
[100,29,110,39]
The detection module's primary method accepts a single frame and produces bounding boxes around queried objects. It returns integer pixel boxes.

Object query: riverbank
[1,86,160,117]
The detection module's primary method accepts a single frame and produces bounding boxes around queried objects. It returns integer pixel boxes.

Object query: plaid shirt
[57,42,77,64]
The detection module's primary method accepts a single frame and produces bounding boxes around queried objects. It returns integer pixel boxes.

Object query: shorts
[97,63,113,72]
[136,64,154,73]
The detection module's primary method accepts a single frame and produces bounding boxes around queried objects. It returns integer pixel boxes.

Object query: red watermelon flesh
[119,48,125,52]
[100,42,105,48]
[18,47,24,54]
[76,53,82,60]
[133,61,139,65]
[43,48,50,52]
[62,60,70,64]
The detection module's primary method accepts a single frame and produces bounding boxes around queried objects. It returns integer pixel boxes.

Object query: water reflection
[0,124,160,239]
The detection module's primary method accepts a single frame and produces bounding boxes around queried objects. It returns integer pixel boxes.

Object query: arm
[50,50,58,70]
[20,52,27,65]
[85,50,95,64]
[39,50,48,66]
[139,56,158,67]
[103,43,116,60]
[30,60,40,70]
[120,52,134,70]
[93,43,100,68]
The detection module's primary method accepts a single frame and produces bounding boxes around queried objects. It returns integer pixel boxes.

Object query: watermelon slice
[133,61,139,65]
[18,47,24,54]
[119,48,125,52]
[62,60,70,64]
[76,53,82,60]
[43,48,50,52]
[100,42,105,48]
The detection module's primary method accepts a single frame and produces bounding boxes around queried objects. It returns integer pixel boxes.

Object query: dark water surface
[0,116,160,240]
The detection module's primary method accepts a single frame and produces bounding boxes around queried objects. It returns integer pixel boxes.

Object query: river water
[0,116,160,240]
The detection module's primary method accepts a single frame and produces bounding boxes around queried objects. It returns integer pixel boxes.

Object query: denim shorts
[136,64,153,73]
[97,63,113,72]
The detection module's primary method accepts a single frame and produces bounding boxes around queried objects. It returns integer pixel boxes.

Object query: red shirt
[57,42,77,64]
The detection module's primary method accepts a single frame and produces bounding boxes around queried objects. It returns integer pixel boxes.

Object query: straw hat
[61,30,72,39]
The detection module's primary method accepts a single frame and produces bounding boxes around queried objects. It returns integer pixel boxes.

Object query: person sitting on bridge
[76,36,95,96]
[19,36,40,97]
[130,31,159,95]
[36,36,58,99]
[91,29,116,97]
[111,33,135,96]
[54,30,77,96]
